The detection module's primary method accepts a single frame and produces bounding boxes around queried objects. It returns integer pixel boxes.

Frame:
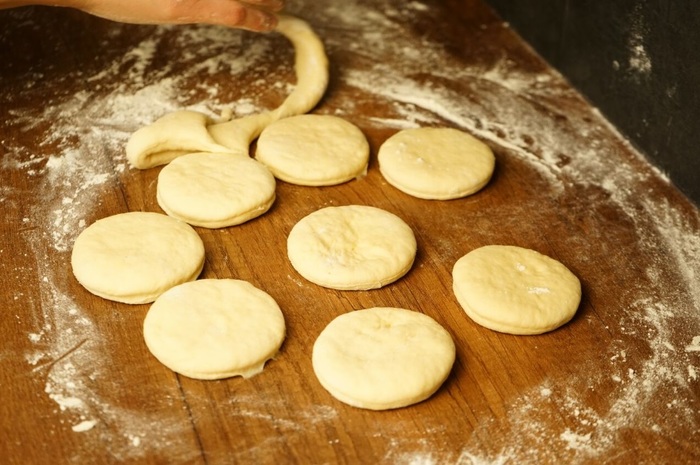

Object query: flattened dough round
[71,212,205,304]
[312,307,456,410]
[452,245,581,335]
[287,205,416,290]
[157,152,276,228]
[143,279,285,380]
[378,127,495,200]
[256,114,369,186]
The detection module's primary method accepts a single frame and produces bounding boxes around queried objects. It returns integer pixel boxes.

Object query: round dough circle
[143,279,286,380]
[71,212,205,304]
[256,114,369,186]
[312,307,456,410]
[287,205,417,290]
[157,152,276,228]
[452,245,581,335]
[378,127,495,200]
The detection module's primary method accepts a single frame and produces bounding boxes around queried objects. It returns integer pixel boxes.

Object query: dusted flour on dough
[452,245,581,335]
[256,114,369,186]
[71,212,205,304]
[143,279,286,380]
[312,307,456,410]
[378,127,495,200]
[287,205,417,290]
[157,152,276,228]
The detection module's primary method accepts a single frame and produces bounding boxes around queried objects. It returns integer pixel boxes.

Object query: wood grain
[1,1,699,464]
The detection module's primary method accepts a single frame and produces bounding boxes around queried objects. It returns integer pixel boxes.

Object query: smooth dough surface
[143,279,285,380]
[287,205,416,290]
[312,307,456,410]
[255,114,369,186]
[157,152,276,228]
[452,245,581,335]
[71,212,205,304]
[378,127,495,200]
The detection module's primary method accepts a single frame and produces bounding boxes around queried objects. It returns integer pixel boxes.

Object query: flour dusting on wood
[1,0,698,463]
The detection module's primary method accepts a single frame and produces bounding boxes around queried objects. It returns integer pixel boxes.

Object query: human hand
[1,0,285,31]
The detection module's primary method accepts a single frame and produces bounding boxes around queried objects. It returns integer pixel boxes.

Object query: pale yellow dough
[452,245,581,335]
[126,15,329,169]
[312,307,456,410]
[208,15,330,152]
[255,114,369,186]
[143,279,286,380]
[126,110,234,169]
[71,212,205,304]
[287,205,417,290]
[378,127,495,200]
[157,152,276,228]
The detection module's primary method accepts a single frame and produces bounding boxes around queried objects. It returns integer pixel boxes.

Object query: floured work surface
[1,1,698,464]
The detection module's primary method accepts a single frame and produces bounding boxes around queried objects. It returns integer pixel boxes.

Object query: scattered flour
[71,419,98,433]
[686,336,700,352]
[627,4,652,75]
[2,0,698,463]
[313,0,699,463]
[2,14,280,462]
[2,9,344,462]
[560,429,593,451]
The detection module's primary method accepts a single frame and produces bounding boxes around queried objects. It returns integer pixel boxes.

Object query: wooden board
[1,1,699,463]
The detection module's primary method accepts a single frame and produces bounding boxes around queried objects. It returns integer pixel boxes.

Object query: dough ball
[378,127,495,200]
[452,245,581,335]
[71,212,205,304]
[143,279,286,380]
[312,307,456,410]
[156,152,276,228]
[255,114,369,186]
[287,205,417,290]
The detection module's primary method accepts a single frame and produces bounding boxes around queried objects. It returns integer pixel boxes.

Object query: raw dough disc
[143,279,285,380]
[452,245,581,335]
[255,114,369,186]
[287,205,417,290]
[157,152,276,228]
[312,307,456,410]
[378,127,495,200]
[71,212,205,304]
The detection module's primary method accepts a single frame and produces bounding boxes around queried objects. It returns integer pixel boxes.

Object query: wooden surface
[1,1,699,464]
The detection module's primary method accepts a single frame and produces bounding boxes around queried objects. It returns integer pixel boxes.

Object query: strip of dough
[125,111,234,169]
[126,15,329,169]
[208,15,329,152]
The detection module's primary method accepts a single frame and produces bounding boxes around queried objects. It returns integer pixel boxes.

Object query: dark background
[488,0,699,205]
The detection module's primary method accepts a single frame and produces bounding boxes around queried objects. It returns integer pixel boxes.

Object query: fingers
[241,0,285,12]
[176,0,284,31]
[65,0,285,31]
